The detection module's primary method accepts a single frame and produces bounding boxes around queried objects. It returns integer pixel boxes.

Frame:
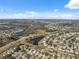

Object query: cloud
[13,11,38,19]
[60,14,72,18]
[25,11,38,15]
[10,11,58,19]
[59,14,74,19]
[0,11,78,19]
[65,0,79,9]
[53,9,59,12]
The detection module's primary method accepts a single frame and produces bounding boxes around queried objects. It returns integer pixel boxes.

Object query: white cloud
[60,14,72,17]
[50,15,58,18]
[53,9,59,12]
[11,11,38,19]
[0,11,78,19]
[25,11,38,14]
[60,14,73,19]
[65,0,79,9]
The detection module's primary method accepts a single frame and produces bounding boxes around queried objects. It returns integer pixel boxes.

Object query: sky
[0,0,79,19]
